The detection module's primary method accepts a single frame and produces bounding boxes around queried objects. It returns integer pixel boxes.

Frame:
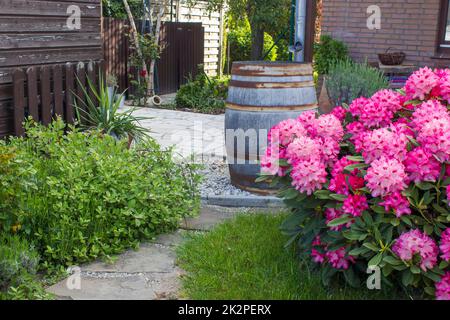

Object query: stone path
[130,107,225,162]
[46,205,242,300]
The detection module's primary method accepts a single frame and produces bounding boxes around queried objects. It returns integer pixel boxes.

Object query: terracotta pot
[318,79,333,114]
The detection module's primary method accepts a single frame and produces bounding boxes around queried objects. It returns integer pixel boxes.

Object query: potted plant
[74,76,150,148]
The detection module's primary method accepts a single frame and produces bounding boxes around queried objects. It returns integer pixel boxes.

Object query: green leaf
[346,155,364,162]
[424,224,433,235]
[368,253,383,267]
[432,203,449,215]
[314,190,332,200]
[255,174,271,183]
[383,255,402,265]
[410,266,421,274]
[424,287,435,297]
[327,214,352,227]
[344,163,368,173]
[363,242,379,252]
[401,270,414,287]
[329,193,347,201]
[415,181,435,191]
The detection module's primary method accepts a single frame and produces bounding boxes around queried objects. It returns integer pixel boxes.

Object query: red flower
[140,70,147,78]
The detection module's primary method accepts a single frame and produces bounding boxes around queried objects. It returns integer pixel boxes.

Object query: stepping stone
[47,272,181,300]
[83,244,176,274]
[180,206,237,231]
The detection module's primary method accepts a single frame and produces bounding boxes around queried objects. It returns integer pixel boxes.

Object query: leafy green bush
[314,35,349,75]
[326,59,389,106]
[175,72,229,114]
[7,118,200,267]
[0,234,51,300]
[226,22,278,67]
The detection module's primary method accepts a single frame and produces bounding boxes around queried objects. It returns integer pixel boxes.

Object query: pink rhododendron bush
[258,67,450,300]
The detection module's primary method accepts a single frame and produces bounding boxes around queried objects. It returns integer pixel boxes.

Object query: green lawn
[177,213,401,300]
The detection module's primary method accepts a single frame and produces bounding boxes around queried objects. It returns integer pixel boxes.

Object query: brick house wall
[321,0,450,68]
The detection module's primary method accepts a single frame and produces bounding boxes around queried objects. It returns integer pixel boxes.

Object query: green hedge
[1,119,200,268]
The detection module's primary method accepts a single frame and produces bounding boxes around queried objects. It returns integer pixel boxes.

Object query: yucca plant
[74,75,150,145]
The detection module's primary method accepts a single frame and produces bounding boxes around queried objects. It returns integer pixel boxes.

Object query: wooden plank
[86,60,96,104]
[0,33,101,49]
[53,64,64,118]
[0,47,103,67]
[65,62,75,123]
[0,16,100,33]
[0,0,101,17]
[12,68,25,136]
[40,66,52,125]
[75,62,86,121]
[26,67,39,121]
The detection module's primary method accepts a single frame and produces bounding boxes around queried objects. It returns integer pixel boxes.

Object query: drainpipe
[294,0,307,62]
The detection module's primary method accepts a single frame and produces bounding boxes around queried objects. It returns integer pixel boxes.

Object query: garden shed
[0,0,103,137]
[321,0,450,68]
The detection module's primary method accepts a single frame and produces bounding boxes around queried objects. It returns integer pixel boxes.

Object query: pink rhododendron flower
[311,249,325,264]
[342,194,368,217]
[346,121,367,152]
[404,147,441,183]
[411,100,449,131]
[447,185,450,201]
[365,157,407,197]
[285,136,320,164]
[329,157,360,195]
[440,228,450,262]
[260,144,287,176]
[331,106,347,122]
[380,192,411,217]
[371,89,403,114]
[318,136,340,167]
[325,208,352,231]
[315,114,344,141]
[349,97,369,118]
[268,119,306,146]
[297,111,317,136]
[404,67,439,100]
[436,272,450,300]
[417,117,450,162]
[348,175,365,190]
[361,128,408,163]
[290,158,327,195]
[434,68,450,103]
[392,230,438,271]
[325,247,355,270]
[358,99,394,128]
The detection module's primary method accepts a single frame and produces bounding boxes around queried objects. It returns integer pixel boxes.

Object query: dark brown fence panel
[103,18,129,93]
[157,22,205,95]
[102,19,205,96]
[12,61,103,136]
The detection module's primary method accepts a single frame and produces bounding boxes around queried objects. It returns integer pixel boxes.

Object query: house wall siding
[322,0,450,68]
[0,0,102,137]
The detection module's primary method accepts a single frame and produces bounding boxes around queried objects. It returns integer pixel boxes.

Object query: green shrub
[7,118,200,267]
[326,59,389,106]
[0,235,43,296]
[175,72,229,114]
[314,35,349,75]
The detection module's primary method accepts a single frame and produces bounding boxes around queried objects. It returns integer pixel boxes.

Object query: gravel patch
[199,160,253,197]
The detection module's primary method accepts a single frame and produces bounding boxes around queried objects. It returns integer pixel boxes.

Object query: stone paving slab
[84,244,177,274]
[129,107,225,161]
[47,271,182,300]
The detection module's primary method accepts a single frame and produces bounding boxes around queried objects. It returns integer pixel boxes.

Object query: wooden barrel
[225,61,318,194]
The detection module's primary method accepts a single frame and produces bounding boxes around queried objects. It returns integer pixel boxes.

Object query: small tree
[190,0,291,60]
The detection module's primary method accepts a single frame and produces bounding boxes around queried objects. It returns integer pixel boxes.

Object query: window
[438,0,450,49]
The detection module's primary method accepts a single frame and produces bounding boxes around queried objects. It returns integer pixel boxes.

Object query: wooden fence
[13,61,104,136]
[103,18,130,93]
[102,18,204,95]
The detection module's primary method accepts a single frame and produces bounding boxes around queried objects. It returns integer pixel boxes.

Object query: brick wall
[322,0,450,68]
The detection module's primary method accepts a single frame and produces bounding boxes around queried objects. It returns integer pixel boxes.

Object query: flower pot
[107,86,115,103]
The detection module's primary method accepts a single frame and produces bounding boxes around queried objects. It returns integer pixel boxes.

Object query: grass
[177,213,401,300]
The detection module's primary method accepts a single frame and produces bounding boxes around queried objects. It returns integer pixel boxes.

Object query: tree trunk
[250,24,265,60]
[122,0,151,97]
[149,2,166,96]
